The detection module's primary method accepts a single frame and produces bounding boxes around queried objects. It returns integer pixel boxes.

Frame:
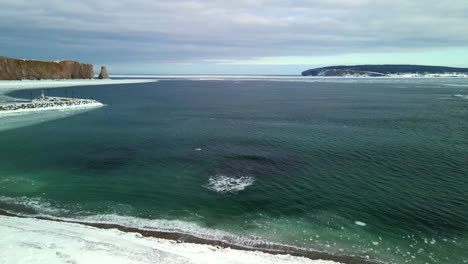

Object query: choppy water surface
[0,78,467,264]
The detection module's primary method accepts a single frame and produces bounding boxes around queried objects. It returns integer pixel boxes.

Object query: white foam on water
[0,196,69,215]
[0,215,341,264]
[0,196,275,250]
[204,175,255,193]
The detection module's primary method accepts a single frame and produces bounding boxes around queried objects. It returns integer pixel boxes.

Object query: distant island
[301,65,468,77]
[0,56,110,80]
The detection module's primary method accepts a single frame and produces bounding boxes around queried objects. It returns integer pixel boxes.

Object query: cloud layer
[1,0,468,72]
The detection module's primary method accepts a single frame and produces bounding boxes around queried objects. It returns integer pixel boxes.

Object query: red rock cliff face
[0,56,94,80]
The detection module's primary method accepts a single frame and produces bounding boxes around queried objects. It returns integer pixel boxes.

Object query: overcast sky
[1,0,468,74]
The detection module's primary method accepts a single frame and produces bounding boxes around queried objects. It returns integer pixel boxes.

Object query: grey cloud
[1,0,467,65]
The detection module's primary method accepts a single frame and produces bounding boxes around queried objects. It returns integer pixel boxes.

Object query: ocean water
[0,77,467,263]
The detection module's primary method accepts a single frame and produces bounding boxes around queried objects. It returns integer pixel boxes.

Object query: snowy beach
[0,215,340,264]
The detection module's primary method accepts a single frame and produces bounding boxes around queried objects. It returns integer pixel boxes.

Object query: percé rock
[0,56,93,80]
[98,66,110,79]
[301,65,468,77]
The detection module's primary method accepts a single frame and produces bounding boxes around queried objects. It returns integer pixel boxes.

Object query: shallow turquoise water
[0,78,467,263]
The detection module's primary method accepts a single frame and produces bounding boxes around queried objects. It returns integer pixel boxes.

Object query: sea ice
[0,79,157,103]
[0,79,157,131]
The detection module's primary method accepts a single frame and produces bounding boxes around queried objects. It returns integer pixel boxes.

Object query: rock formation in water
[301,65,468,77]
[98,66,110,79]
[0,56,94,80]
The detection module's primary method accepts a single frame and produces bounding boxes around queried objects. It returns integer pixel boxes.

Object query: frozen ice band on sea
[0,79,158,129]
[0,79,158,103]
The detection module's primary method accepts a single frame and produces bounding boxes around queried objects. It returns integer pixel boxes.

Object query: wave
[0,195,382,264]
[0,195,273,248]
[0,196,70,215]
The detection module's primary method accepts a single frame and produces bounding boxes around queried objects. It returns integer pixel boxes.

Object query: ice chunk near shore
[355,221,367,226]
[0,215,341,264]
[452,94,468,99]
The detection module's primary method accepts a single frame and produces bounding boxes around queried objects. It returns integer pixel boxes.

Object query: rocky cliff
[0,56,94,80]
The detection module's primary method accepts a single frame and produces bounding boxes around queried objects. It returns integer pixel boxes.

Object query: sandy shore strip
[0,210,380,264]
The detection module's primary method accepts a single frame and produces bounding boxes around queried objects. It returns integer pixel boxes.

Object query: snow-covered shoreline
[0,215,340,264]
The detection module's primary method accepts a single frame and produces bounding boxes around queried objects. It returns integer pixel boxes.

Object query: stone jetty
[0,95,103,113]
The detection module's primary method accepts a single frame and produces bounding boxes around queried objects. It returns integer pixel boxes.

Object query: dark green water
[1,78,467,263]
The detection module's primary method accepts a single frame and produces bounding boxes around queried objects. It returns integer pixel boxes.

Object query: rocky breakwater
[0,56,93,80]
[0,96,103,114]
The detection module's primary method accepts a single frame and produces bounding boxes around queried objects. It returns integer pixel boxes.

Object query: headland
[0,56,94,80]
[301,65,468,77]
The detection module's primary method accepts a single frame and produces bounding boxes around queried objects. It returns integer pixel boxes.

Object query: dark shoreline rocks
[0,56,94,80]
